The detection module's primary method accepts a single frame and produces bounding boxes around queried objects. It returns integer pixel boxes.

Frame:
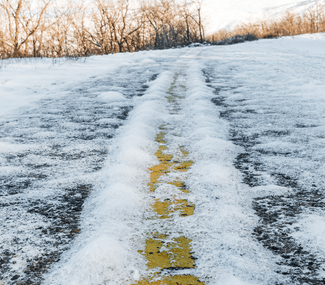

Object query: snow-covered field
[1,33,325,285]
[202,0,325,33]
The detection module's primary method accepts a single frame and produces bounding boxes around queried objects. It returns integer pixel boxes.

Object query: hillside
[202,0,325,34]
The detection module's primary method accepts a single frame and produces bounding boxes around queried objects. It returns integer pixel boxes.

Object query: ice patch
[0,141,35,153]
[291,214,325,256]
[0,166,25,175]
[31,131,57,138]
[97,118,119,124]
[46,235,135,285]
[141,58,156,64]
[97,91,126,102]
[249,185,292,198]
[285,32,325,41]
[217,274,260,285]
[193,136,238,161]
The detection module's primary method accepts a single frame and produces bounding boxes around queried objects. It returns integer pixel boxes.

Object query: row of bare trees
[209,4,325,42]
[0,0,205,59]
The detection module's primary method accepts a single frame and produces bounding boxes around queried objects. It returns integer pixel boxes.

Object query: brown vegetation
[209,4,325,42]
[0,0,205,59]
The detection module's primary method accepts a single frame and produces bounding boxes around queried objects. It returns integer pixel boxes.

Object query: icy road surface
[0,33,325,285]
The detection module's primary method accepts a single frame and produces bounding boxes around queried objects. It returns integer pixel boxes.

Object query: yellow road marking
[133,73,204,285]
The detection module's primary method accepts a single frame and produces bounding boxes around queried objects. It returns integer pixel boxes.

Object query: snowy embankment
[0,54,142,116]
[0,33,325,285]
[44,71,173,284]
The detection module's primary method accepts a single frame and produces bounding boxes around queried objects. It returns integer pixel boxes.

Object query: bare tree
[0,0,51,57]
[193,0,204,42]
[0,0,208,58]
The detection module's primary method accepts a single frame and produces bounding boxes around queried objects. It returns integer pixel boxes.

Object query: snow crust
[290,213,325,277]
[0,53,141,118]
[98,91,126,101]
[291,214,325,257]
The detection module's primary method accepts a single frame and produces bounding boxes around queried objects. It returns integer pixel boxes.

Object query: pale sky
[202,0,325,34]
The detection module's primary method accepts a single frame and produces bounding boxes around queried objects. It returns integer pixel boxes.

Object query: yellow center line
[133,73,204,285]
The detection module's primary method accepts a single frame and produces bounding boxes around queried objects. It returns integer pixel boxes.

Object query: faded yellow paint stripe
[133,73,204,285]
[136,275,204,285]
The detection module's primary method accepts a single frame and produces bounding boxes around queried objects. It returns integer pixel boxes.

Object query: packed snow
[1,33,325,285]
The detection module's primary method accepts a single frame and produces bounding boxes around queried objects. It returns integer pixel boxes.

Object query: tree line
[0,0,205,59]
[209,4,325,42]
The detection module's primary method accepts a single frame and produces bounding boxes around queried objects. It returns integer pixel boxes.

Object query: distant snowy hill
[202,0,325,34]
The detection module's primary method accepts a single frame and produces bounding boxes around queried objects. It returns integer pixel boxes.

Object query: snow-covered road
[1,33,325,285]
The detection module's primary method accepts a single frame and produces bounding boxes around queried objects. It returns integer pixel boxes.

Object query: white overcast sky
[202,0,325,33]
